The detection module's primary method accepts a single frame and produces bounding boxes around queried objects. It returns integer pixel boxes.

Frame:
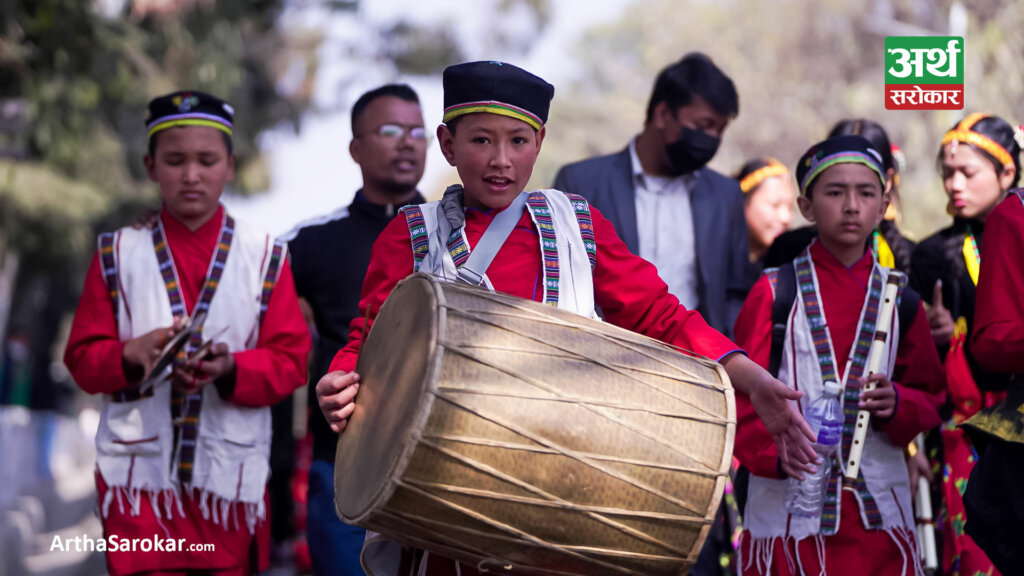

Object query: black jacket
[553,147,751,337]
[288,190,425,462]
[910,218,1011,393]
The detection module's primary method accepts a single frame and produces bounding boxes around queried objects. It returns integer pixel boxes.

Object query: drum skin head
[335,274,442,522]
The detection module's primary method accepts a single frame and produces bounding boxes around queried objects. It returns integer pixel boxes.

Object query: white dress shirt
[629,138,699,309]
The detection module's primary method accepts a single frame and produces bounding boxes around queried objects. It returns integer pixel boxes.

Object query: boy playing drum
[317,61,816,574]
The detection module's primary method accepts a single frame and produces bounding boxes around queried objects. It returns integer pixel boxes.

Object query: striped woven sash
[793,249,892,534]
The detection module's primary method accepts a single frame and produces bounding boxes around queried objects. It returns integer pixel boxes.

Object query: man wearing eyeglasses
[285,84,428,576]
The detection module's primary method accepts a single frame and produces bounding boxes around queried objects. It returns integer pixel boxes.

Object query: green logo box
[885,36,964,84]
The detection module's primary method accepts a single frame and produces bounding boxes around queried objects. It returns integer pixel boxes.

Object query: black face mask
[666,127,721,175]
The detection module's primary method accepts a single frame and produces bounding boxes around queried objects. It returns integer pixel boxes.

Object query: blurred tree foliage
[540,0,1023,241]
[354,0,550,77]
[0,0,319,393]
[0,0,320,269]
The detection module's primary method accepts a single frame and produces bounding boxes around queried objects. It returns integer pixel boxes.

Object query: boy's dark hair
[645,52,739,124]
[937,114,1022,188]
[351,84,420,132]
[829,119,895,176]
[148,131,233,157]
[443,115,463,136]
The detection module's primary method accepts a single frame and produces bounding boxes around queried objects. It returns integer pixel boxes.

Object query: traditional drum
[335,274,735,576]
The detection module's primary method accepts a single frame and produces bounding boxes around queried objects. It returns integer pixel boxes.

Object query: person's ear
[797,194,815,222]
[349,137,361,165]
[226,154,235,183]
[879,190,891,222]
[438,124,456,166]
[651,101,673,131]
[998,163,1017,191]
[884,167,895,195]
[535,126,546,153]
[144,154,157,182]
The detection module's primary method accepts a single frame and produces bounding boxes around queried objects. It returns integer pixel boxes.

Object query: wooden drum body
[335,274,735,576]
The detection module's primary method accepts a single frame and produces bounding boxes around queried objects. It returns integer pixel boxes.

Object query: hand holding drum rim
[856,372,896,420]
[317,370,361,433]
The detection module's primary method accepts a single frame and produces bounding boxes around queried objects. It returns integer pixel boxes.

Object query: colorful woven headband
[942,113,1013,168]
[739,160,789,194]
[796,135,886,196]
[443,100,543,131]
[147,113,234,138]
[799,151,885,195]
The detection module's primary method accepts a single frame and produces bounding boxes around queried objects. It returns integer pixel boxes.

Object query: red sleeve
[591,207,740,361]
[971,196,1024,372]
[731,274,783,478]
[228,259,311,407]
[329,215,415,374]
[882,300,945,445]
[63,251,136,394]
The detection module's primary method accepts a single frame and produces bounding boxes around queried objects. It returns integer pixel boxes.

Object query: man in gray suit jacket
[554,53,750,338]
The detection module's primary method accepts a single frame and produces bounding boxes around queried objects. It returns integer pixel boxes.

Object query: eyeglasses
[358,123,428,141]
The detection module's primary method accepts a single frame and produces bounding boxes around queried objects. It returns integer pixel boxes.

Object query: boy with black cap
[317,61,816,575]
[64,91,310,575]
[732,135,944,575]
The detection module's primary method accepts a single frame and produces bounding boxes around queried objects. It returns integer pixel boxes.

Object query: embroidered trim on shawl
[152,213,236,485]
[826,265,885,532]
[445,228,470,269]
[404,193,594,309]
[402,206,429,272]
[259,241,285,325]
[793,249,889,534]
[564,193,597,270]
[794,252,838,385]
[794,250,843,533]
[99,233,120,322]
[177,214,234,485]
[102,233,152,404]
[152,224,187,318]
[526,192,560,305]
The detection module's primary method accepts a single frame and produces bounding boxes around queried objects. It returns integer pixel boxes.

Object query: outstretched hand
[749,376,819,479]
[722,353,817,479]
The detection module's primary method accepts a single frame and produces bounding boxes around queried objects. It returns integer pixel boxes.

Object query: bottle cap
[823,381,842,396]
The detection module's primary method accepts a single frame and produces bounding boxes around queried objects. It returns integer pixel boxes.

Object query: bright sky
[222,0,634,236]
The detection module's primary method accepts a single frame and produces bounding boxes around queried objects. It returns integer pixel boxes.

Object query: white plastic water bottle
[785,380,843,518]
